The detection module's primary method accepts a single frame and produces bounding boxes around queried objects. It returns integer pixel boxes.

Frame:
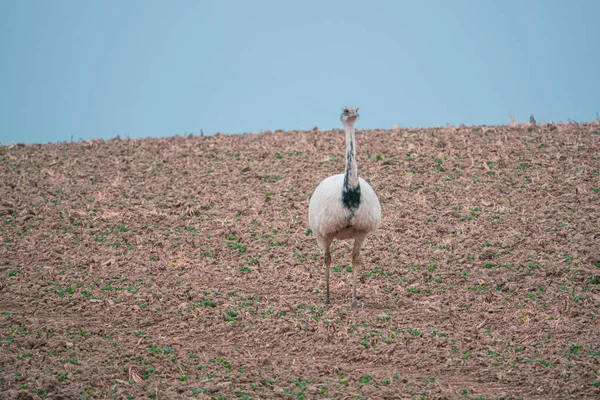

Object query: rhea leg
[323,236,334,305]
[351,233,367,307]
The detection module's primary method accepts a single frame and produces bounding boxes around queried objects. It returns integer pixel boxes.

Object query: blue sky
[1,0,599,144]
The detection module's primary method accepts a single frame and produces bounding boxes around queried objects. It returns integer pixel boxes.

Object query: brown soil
[1,123,599,400]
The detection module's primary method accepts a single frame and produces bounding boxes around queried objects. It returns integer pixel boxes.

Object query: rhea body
[308,106,381,307]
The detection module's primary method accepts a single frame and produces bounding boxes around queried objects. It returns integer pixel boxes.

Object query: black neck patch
[342,138,361,215]
[342,182,361,214]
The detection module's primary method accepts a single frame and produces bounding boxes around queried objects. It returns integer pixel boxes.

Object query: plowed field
[1,123,599,399]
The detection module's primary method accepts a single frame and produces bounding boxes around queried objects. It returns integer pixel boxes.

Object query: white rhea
[308,106,381,307]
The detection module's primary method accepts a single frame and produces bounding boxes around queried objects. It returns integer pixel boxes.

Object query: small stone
[272,386,284,393]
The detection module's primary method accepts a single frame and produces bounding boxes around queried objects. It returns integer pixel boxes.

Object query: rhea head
[340,106,359,125]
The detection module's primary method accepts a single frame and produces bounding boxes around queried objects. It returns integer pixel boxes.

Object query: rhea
[308,106,381,307]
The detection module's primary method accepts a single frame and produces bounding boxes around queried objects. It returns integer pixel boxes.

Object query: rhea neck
[341,118,361,214]
[343,119,359,189]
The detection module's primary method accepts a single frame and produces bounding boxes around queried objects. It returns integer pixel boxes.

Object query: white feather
[308,174,381,248]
